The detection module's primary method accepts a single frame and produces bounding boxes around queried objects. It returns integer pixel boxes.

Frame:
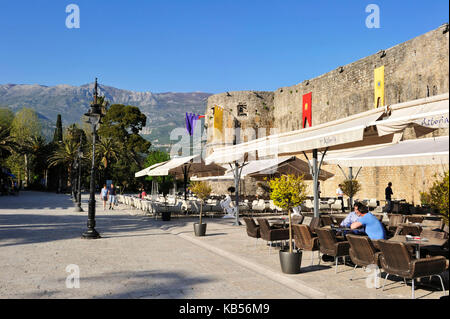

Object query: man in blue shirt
[351,202,386,241]
[340,205,365,235]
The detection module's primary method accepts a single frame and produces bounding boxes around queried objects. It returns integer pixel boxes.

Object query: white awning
[192,156,334,181]
[146,155,197,176]
[324,136,449,167]
[206,108,386,164]
[143,154,226,178]
[135,161,169,177]
[374,93,449,136]
[206,93,449,165]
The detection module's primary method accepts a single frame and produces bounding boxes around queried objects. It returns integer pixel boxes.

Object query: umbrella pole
[232,161,242,226]
[313,149,319,218]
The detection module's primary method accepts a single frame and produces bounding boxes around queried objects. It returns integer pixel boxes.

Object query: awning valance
[374,93,449,137]
[192,156,333,181]
[324,136,449,167]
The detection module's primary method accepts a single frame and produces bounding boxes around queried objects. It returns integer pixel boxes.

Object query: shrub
[421,171,449,225]
[268,174,307,253]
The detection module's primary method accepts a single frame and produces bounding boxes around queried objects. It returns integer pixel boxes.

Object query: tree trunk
[199,200,203,225]
[288,208,293,253]
[24,154,29,187]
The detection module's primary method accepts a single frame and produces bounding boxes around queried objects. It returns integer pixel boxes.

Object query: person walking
[108,183,117,210]
[385,182,393,213]
[100,184,108,210]
[336,184,345,213]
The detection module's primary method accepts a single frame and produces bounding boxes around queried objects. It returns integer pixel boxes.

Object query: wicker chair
[309,216,323,234]
[387,214,405,235]
[243,217,260,246]
[320,215,334,227]
[256,218,290,254]
[395,225,422,236]
[346,234,382,282]
[315,227,350,273]
[292,224,321,266]
[377,240,447,299]
[405,216,424,224]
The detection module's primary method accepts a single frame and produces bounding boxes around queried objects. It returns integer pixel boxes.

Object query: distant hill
[0,83,211,146]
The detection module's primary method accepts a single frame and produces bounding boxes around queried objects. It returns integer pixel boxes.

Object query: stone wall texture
[204,24,449,205]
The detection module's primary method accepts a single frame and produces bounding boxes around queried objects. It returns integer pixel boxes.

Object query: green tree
[0,107,15,130]
[53,114,63,143]
[48,138,80,189]
[268,174,308,253]
[10,108,42,186]
[144,149,171,183]
[96,136,120,180]
[96,104,151,189]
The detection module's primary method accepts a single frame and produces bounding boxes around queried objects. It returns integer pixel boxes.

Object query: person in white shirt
[336,184,345,213]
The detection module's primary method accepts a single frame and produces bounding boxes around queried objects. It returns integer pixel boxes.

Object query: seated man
[339,204,365,235]
[351,202,386,247]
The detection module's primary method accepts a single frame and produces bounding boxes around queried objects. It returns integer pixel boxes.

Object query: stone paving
[0,191,448,299]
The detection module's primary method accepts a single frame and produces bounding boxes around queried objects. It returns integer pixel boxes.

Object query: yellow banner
[213,105,224,140]
[374,65,385,108]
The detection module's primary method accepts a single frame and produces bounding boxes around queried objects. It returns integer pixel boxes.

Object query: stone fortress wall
[204,23,449,205]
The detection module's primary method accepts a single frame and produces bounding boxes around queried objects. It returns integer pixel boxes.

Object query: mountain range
[0,83,212,147]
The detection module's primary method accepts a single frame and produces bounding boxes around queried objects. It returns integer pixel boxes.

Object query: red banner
[302,92,312,128]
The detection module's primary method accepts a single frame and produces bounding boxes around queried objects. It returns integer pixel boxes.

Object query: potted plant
[341,179,361,210]
[268,174,307,274]
[189,181,212,236]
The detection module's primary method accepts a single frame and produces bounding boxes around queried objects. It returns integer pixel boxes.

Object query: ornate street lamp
[81,78,102,239]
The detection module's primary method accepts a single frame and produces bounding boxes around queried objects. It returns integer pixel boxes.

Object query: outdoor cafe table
[388,235,448,259]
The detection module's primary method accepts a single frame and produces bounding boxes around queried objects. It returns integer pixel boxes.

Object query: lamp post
[82,78,102,239]
[74,135,84,212]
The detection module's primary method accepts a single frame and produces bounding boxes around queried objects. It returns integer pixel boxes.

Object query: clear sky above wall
[0,0,448,93]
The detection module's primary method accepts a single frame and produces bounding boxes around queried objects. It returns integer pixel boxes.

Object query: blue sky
[0,0,448,93]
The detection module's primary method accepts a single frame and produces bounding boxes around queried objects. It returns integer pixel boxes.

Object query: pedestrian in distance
[336,184,345,213]
[385,182,394,213]
[108,183,117,210]
[101,184,108,210]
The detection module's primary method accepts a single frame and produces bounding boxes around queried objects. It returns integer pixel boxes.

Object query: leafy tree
[189,181,212,225]
[0,107,15,130]
[341,179,361,208]
[10,108,42,186]
[96,104,151,189]
[144,149,170,183]
[268,174,308,253]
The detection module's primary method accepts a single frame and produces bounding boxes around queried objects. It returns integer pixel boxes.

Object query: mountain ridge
[0,83,212,146]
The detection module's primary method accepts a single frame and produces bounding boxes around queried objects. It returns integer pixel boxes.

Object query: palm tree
[0,126,18,159]
[96,137,120,180]
[48,138,80,189]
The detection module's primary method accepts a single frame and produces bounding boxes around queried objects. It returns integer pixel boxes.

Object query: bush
[268,174,307,253]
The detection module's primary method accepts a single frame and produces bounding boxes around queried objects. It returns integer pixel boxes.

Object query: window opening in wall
[237,104,248,117]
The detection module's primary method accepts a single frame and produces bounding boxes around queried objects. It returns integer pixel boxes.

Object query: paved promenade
[0,191,448,299]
